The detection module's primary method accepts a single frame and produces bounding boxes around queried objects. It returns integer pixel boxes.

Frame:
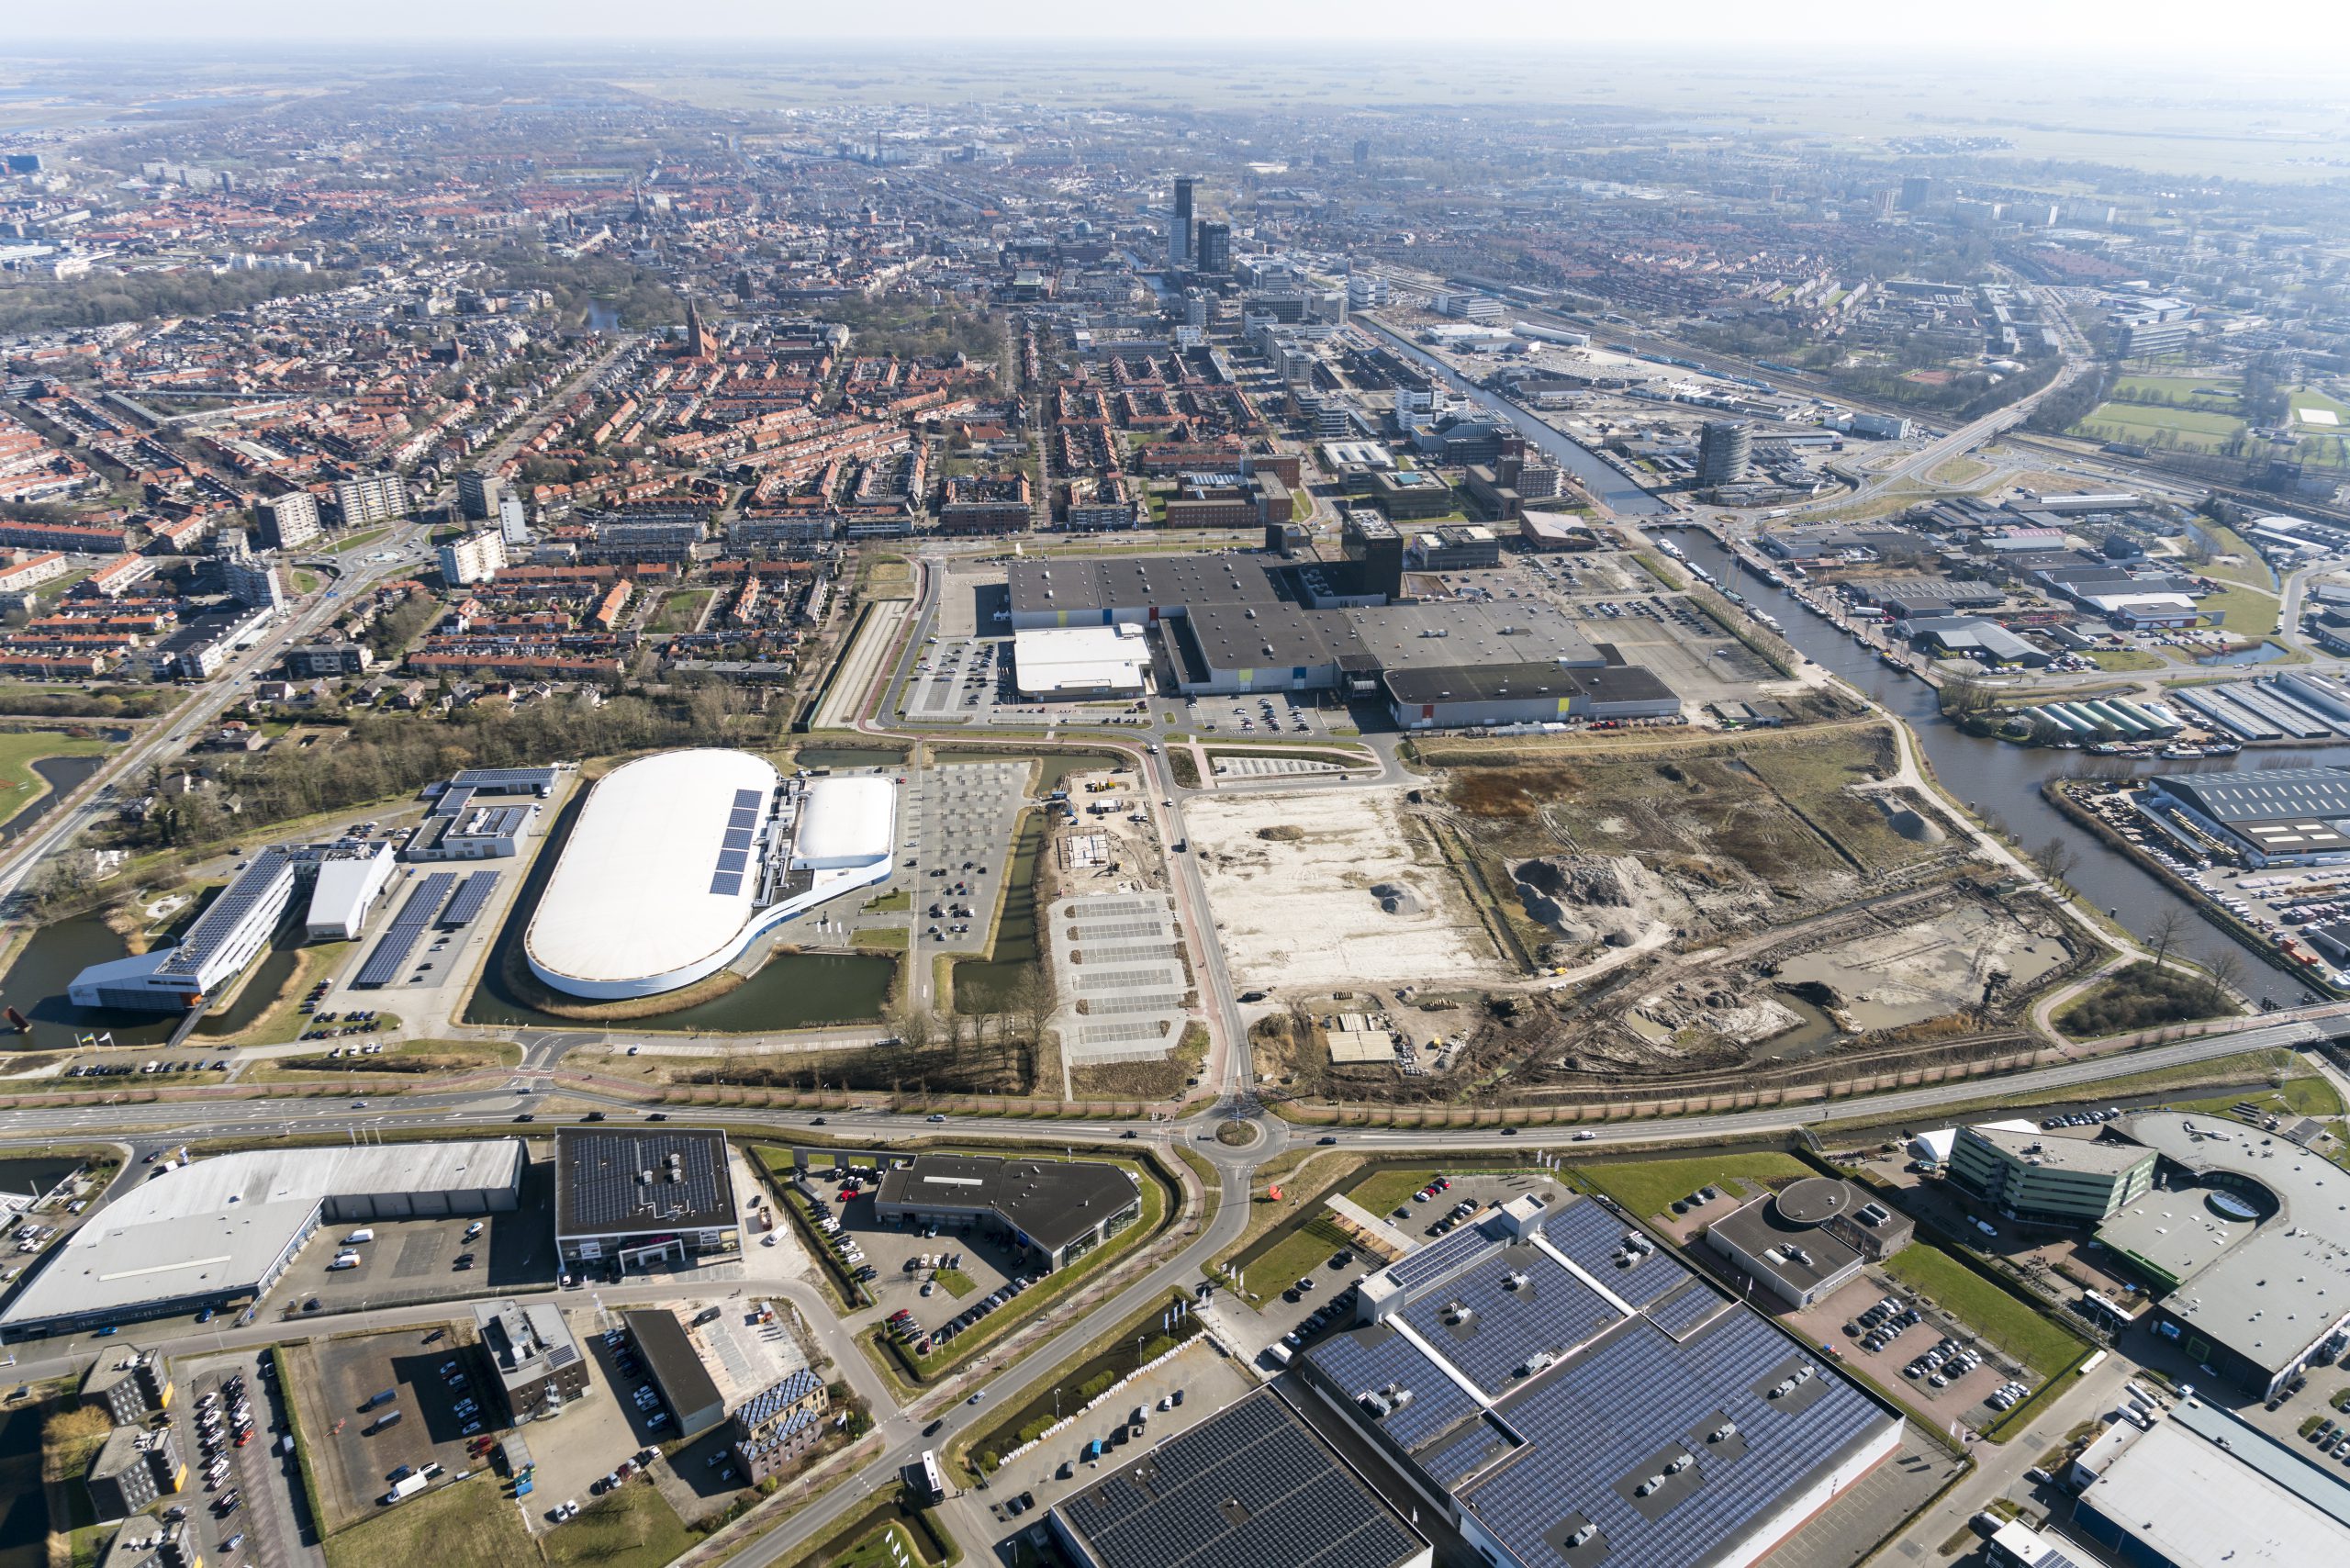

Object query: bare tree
[1010,965,1056,1049]
[890,1006,936,1055]
[2199,946,2247,1010]
[2145,906,2188,971]
[2033,836,2077,888]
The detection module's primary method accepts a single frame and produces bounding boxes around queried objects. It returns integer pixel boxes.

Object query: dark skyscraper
[1195,220,1230,274]
[1353,138,1371,166]
[1169,175,1194,269]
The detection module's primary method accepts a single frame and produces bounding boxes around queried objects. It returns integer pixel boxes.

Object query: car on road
[923,1419,945,1437]
[927,1114,947,1124]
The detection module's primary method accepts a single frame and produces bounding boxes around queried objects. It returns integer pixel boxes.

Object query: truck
[342,1229,375,1245]
[363,1387,397,1410]
[382,1473,428,1506]
[327,1256,360,1271]
[365,1410,402,1435]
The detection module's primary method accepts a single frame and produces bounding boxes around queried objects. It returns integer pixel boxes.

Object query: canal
[1669,528,2335,1005]
[1358,319,1671,517]
[0,755,104,845]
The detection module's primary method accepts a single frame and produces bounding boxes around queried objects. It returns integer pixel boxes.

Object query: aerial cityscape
[0,17,2345,1568]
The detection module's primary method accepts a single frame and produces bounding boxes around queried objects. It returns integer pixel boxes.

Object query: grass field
[1881,1242,2087,1378]
[0,729,108,820]
[543,1481,695,1568]
[934,1266,976,1298]
[2167,1073,2344,1120]
[321,1476,535,1568]
[648,588,711,634]
[2072,402,2245,453]
[326,527,391,555]
[2087,649,2165,672]
[2111,375,2238,401]
[2195,523,2277,588]
[835,1521,923,1568]
[1574,1151,1811,1220]
[2196,581,2280,635]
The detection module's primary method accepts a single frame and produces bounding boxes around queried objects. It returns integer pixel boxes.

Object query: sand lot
[1185,785,1505,991]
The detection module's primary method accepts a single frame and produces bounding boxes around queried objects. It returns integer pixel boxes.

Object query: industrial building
[1302,1193,1903,1568]
[1,1142,524,1338]
[1946,1124,2155,1227]
[1703,1176,1913,1310]
[2097,1112,2350,1400]
[2136,767,2350,868]
[554,1126,741,1273]
[1003,550,1678,724]
[473,1298,592,1426]
[2065,1394,2350,1568]
[873,1154,1141,1272]
[1012,623,1152,700]
[303,841,396,939]
[91,1513,200,1568]
[402,783,539,861]
[523,749,893,1000]
[1049,1389,1430,1568]
[68,848,300,1012]
[621,1307,729,1439]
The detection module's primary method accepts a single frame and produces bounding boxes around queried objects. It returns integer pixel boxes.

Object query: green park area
[0,729,110,823]
[1574,1150,1812,1221]
[1881,1242,2087,1379]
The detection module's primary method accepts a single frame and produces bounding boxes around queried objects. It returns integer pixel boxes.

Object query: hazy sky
[17,0,2350,57]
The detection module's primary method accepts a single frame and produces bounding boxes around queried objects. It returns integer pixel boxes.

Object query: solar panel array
[1543,1196,1692,1309]
[436,871,498,930]
[352,872,457,988]
[1308,1326,1482,1453]
[1644,1279,1731,1342]
[560,1129,733,1234]
[709,788,767,898]
[736,1368,824,1429]
[1460,1308,1887,1568]
[1388,1213,1509,1291]
[452,767,558,792]
[1402,1244,1620,1396]
[156,849,294,977]
[1056,1392,1421,1568]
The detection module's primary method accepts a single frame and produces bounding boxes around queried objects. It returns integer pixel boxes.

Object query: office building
[332,472,409,528]
[554,1127,741,1272]
[1049,1389,1428,1568]
[498,492,529,546]
[1946,1124,2154,1227]
[253,491,320,551]
[1704,1176,1914,1310]
[473,1298,592,1424]
[1168,175,1194,269]
[1698,421,1752,487]
[730,1368,833,1484]
[457,469,504,521]
[873,1153,1142,1272]
[437,527,507,587]
[68,848,300,1011]
[283,643,372,678]
[304,841,396,940]
[1354,137,1371,166]
[83,1349,173,1425]
[1303,1193,1903,1568]
[2098,1112,2350,1400]
[222,554,284,611]
[1194,219,1230,275]
[86,1426,184,1521]
[1343,511,1405,601]
[91,1516,199,1568]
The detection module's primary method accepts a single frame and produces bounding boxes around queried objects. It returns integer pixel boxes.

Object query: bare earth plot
[1185,785,1506,992]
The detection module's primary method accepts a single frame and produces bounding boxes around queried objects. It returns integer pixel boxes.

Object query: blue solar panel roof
[1542,1196,1691,1309]
[722,827,754,851]
[732,789,763,809]
[1389,1214,1509,1290]
[710,872,743,897]
[1399,1244,1618,1397]
[1308,1325,1482,1454]
[715,848,748,874]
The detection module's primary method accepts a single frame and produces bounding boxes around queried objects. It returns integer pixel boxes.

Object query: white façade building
[522,749,894,1000]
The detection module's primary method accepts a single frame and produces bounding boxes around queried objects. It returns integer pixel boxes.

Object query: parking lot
[895,760,1029,957]
[169,1350,313,1568]
[905,633,1010,721]
[285,1323,509,1532]
[267,1172,554,1321]
[1788,1274,2030,1431]
[521,1315,681,1531]
[967,1338,1256,1536]
[797,1163,1033,1350]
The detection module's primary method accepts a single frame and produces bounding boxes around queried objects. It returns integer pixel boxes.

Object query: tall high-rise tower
[1169,176,1194,269]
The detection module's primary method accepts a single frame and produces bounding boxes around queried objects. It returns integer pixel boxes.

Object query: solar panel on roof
[1543,1197,1691,1309]
[157,850,295,977]
[732,789,763,809]
[709,872,743,897]
[714,849,748,874]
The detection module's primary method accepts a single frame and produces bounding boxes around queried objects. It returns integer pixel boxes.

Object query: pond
[0,915,181,1049]
[0,756,104,844]
[0,1405,45,1568]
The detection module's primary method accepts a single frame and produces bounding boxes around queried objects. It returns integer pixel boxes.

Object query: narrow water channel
[1668,529,2334,1005]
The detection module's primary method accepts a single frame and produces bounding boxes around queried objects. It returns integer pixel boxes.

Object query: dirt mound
[1370,881,1424,915]
[1512,853,1673,956]
[1518,856,1633,909]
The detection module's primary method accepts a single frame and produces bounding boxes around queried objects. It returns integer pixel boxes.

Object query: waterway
[0,1156,76,1204]
[0,915,181,1048]
[1358,319,1671,517]
[0,1405,45,1568]
[953,809,1043,1014]
[1667,528,2337,1005]
[0,755,103,844]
